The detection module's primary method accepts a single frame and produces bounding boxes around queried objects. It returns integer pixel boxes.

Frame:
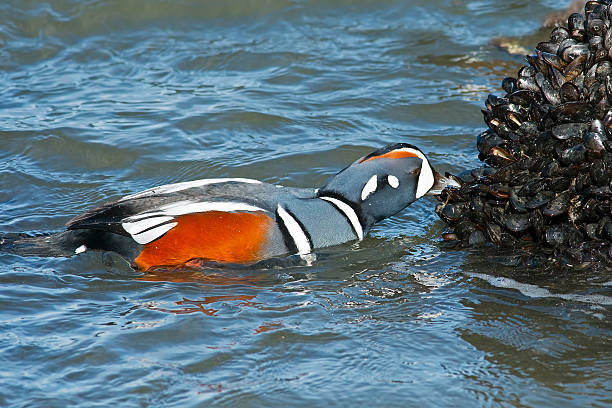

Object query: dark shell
[546,225,567,246]
[551,101,592,122]
[468,230,486,246]
[509,189,528,213]
[558,143,587,164]
[477,131,505,156]
[525,190,555,210]
[590,159,609,186]
[542,191,571,217]
[584,130,607,152]
[562,55,587,83]
[485,223,503,246]
[551,122,589,140]
[502,77,517,94]
[550,26,570,44]
[506,213,531,232]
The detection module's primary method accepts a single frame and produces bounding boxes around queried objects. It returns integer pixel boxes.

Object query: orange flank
[134,211,273,270]
[362,149,419,163]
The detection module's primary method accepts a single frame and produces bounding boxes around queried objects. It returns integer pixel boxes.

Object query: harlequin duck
[4,143,459,269]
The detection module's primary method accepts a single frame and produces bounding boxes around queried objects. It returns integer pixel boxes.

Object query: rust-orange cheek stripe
[134,211,273,270]
[361,150,419,163]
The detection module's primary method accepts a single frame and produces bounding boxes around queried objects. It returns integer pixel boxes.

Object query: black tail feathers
[0,232,78,257]
[1,229,140,262]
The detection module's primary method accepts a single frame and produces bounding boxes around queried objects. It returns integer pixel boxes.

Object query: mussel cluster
[437,0,612,268]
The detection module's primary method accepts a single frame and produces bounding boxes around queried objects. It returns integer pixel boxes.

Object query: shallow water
[1,0,611,406]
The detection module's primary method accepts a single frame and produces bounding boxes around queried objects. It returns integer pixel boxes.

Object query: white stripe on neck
[319,196,364,240]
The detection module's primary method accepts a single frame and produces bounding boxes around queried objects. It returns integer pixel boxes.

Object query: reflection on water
[1,0,611,406]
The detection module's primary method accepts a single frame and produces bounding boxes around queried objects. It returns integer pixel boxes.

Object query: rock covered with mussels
[437,0,612,267]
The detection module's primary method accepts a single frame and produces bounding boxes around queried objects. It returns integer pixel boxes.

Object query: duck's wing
[66,178,314,243]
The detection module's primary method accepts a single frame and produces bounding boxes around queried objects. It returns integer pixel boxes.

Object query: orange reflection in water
[137,264,266,315]
[254,321,282,334]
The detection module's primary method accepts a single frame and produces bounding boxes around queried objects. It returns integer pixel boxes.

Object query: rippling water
[1,1,611,406]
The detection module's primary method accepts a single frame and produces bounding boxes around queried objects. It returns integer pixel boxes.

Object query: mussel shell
[518,177,547,196]
[545,225,567,246]
[558,143,587,164]
[568,12,585,40]
[551,101,592,122]
[518,65,537,78]
[561,44,589,63]
[584,223,599,239]
[583,131,607,152]
[590,159,609,186]
[477,131,505,156]
[562,55,587,83]
[509,188,528,213]
[535,72,561,105]
[454,220,477,237]
[587,18,606,37]
[551,122,589,140]
[488,183,510,199]
[508,170,532,186]
[485,223,503,246]
[468,230,487,246]
[525,190,555,209]
[541,159,561,177]
[517,77,540,93]
[550,26,570,44]
[506,213,531,232]
[605,222,612,240]
[508,90,536,106]
[548,176,571,192]
[517,121,539,138]
[538,51,565,71]
[502,77,517,94]
[442,232,459,242]
[605,23,612,49]
[537,41,560,54]
[486,94,506,110]
[436,202,469,223]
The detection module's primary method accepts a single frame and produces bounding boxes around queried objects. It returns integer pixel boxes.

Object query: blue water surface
[1,1,611,406]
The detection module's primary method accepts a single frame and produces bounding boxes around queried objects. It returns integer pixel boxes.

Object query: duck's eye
[411,167,421,176]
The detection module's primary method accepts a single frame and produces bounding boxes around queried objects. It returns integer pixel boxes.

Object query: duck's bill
[426,171,461,196]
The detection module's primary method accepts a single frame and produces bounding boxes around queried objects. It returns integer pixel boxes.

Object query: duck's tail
[1,229,141,263]
[0,231,80,258]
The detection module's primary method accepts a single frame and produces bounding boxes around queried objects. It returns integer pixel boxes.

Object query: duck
[3,143,459,270]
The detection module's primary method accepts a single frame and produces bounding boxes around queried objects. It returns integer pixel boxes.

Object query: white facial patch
[74,244,87,254]
[361,175,378,201]
[387,175,399,188]
[391,147,434,199]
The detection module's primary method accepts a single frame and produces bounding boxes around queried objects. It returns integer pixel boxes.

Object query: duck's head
[317,143,459,229]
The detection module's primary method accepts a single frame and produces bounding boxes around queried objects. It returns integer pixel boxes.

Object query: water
[1,1,611,406]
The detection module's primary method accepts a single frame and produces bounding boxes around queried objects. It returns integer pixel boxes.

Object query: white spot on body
[388,175,399,188]
[130,222,178,245]
[361,175,378,201]
[75,244,87,254]
[276,204,311,255]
